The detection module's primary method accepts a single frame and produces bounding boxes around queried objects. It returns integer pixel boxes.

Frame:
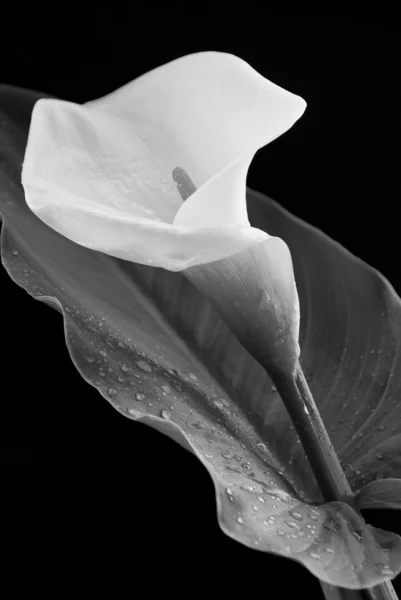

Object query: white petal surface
[88,51,306,187]
[22,52,306,270]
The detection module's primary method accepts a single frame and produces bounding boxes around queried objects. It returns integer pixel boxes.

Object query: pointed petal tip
[295,95,307,119]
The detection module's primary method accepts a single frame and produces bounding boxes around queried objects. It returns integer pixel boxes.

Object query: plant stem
[320,581,399,600]
[271,361,399,600]
[281,364,354,502]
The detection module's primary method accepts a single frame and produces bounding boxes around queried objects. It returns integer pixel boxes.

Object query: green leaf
[356,479,401,510]
[1,85,401,590]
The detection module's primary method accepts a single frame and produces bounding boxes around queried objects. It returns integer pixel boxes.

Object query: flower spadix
[21,51,306,373]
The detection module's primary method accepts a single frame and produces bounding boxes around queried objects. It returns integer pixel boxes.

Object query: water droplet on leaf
[128,408,141,417]
[284,520,301,530]
[136,360,153,373]
[222,451,233,459]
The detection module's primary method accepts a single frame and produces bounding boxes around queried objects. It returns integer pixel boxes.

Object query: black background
[0,14,400,597]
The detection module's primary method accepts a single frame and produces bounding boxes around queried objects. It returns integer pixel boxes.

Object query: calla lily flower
[21,51,306,273]
[21,51,306,374]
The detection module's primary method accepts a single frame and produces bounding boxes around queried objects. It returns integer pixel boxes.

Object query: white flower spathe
[21,51,306,271]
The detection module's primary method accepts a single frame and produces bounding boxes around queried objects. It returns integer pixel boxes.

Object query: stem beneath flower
[320,581,399,600]
[271,362,399,600]
[279,364,354,503]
